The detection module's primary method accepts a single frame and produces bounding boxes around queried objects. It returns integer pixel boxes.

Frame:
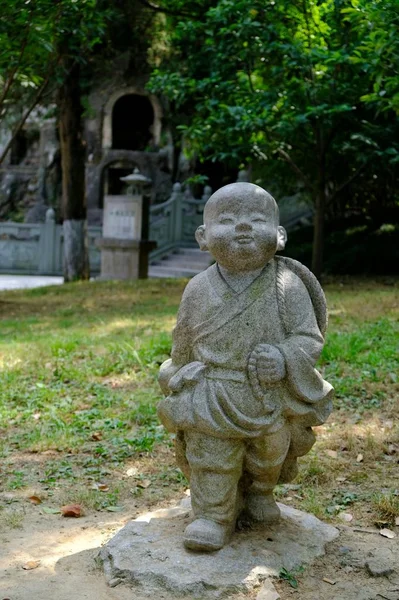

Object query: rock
[365,547,395,577]
[256,578,280,600]
[100,499,339,598]
[108,577,122,588]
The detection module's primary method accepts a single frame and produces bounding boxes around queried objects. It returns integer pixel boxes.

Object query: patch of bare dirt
[1,493,398,600]
[275,527,399,600]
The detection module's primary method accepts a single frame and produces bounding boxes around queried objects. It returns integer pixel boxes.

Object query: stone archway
[102,88,162,151]
[112,95,153,151]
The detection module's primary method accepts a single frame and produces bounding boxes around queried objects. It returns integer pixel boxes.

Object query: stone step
[173,248,207,257]
[153,258,211,269]
[149,266,201,278]
[164,257,210,267]
[149,247,211,278]
[168,252,210,261]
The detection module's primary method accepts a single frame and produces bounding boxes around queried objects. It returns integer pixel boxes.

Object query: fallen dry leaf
[22,560,41,570]
[28,495,42,505]
[395,517,399,526]
[325,450,338,459]
[91,431,102,441]
[97,484,109,492]
[61,504,82,518]
[336,477,347,483]
[356,453,364,462]
[379,528,396,539]
[137,479,151,489]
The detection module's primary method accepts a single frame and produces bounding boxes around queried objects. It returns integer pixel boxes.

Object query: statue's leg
[175,430,190,480]
[243,424,291,524]
[183,430,245,551]
[279,421,316,483]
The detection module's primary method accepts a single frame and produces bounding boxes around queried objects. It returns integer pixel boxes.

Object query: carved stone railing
[149,183,212,261]
[0,182,210,275]
[0,222,41,273]
[0,210,102,276]
[0,175,313,276]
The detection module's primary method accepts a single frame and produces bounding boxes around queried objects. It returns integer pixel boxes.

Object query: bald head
[204,183,279,225]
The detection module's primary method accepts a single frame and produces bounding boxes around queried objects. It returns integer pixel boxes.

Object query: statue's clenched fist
[253,344,286,385]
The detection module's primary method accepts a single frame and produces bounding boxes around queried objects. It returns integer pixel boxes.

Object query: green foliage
[279,566,304,589]
[0,279,183,490]
[342,0,399,114]
[148,0,399,274]
[0,278,397,526]
[322,317,398,413]
[0,278,397,497]
[373,491,399,526]
[326,490,359,514]
[0,0,117,165]
[283,219,399,275]
[149,0,398,170]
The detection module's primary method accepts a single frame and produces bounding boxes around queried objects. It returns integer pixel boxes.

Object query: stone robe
[158,258,333,440]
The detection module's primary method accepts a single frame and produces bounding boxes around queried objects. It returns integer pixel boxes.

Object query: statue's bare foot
[245,493,280,524]
[184,518,231,552]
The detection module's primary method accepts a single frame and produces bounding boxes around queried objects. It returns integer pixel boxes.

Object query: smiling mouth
[236,235,254,243]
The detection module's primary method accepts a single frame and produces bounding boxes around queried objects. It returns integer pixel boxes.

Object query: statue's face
[203,195,279,273]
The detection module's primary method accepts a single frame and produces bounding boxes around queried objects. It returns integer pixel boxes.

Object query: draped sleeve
[170,283,195,367]
[275,269,334,410]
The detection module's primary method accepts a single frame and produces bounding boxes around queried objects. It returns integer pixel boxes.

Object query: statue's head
[195,183,287,273]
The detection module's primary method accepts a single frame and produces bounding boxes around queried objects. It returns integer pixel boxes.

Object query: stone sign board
[102,195,142,240]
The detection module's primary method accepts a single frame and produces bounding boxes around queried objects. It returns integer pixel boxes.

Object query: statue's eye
[219,217,234,224]
[252,218,267,223]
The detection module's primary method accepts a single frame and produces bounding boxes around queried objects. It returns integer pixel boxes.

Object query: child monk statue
[158,183,334,552]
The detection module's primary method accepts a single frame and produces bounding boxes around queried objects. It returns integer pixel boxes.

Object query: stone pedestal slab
[97,238,140,280]
[100,498,339,598]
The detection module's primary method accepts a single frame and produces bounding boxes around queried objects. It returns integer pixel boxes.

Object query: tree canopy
[1,0,397,278]
[148,0,399,276]
[0,0,115,165]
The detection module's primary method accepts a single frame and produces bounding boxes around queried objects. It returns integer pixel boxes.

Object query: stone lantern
[98,168,156,280]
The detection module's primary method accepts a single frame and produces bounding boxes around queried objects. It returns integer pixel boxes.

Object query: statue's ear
[276,226,287,251]
[195,225,208,251]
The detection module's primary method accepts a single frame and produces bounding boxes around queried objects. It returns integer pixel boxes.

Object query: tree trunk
[311,185,326,281]
[58,57,89,281]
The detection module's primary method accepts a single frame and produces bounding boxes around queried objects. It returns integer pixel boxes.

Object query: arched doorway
[112,94,154,151]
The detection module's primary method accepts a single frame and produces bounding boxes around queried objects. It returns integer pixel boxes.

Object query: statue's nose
[235,221,252,232]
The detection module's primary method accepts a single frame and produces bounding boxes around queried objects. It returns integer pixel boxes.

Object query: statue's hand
[168,361,206,392]
[158,359,180,395]
[255,344,286,385]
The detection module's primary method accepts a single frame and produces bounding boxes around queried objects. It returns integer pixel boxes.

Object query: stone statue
[158,183,333,552]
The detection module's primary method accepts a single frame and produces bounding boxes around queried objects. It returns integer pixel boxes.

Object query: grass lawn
[0,277,398,528]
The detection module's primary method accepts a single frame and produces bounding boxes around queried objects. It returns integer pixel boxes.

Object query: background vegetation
[148,0,399,278]
[1,0,398,278]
